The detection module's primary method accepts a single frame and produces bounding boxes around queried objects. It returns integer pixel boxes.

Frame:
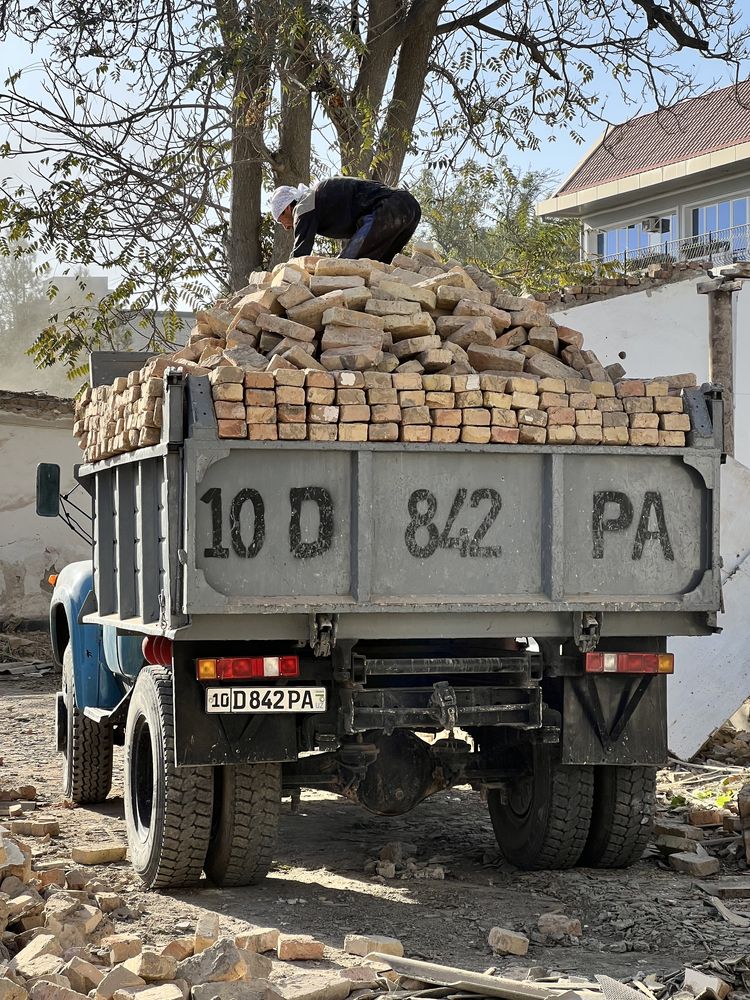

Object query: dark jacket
[291,177,393,257]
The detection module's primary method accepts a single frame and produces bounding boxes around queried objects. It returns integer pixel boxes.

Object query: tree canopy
[0,0,747,371]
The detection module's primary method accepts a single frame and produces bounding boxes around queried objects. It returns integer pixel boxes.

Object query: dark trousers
[340,190,421,263]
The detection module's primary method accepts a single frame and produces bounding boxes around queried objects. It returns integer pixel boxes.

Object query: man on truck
[270,177,421,264]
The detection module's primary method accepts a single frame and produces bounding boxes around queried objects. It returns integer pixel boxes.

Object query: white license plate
[205,686,327,714]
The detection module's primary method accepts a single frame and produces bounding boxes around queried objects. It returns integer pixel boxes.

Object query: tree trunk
[229,116,265,287]
[222,0,279,285]
[271,0,313,265]
[372,0,446,186]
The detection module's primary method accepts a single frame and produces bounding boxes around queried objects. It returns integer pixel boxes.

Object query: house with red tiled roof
[537,81,750,267]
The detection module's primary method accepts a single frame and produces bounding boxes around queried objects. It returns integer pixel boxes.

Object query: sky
[2,23,750,282]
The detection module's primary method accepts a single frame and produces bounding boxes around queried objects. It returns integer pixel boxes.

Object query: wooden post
[707,288,735,457]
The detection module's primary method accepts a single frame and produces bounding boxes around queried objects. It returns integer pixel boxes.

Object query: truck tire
[487,746,594,870]
[205,763,281,887]
[580,765,656,868]
[62,646,113,804]
[124,665,213,888]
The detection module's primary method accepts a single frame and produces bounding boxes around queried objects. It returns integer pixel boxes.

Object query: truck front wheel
[205,763,281,887]
[580,765,656,868]
[487,746,594,869]
[62,646,113,804]
[124,665,214,888]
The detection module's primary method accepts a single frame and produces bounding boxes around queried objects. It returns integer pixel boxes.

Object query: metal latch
[309,613,338,658]
[573,612,602,652]
[429,681,458,731]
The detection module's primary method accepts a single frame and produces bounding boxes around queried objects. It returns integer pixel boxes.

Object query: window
[594,214,677,259]
[692,197,749,236]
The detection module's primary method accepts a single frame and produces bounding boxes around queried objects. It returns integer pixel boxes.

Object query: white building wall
[552,276,750,468]
[554,278,750,755]
[0,402,90,620]
[582,170,750,256]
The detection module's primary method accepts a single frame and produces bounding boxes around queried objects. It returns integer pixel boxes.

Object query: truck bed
[78,376,723,642]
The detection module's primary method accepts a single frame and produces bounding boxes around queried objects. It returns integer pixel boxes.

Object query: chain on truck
[36,354,725,889]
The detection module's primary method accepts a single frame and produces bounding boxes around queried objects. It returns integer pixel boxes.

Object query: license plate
[205,686,327,714]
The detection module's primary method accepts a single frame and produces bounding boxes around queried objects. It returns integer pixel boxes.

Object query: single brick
[547,425,576,445]
[622,397,653,415]
[661,413,690,431]
[369,423,399,441]
[659,430,687,447]
[518,425,546,444]
[602,426,629,445]
[432,409,462,426]
[461,426,491,443]
[338,423,369,442]
[575,425,603,445]
[308,424,338,441]
[547,406,576,426]
[431,426,461,443]
[576,409,603,426]
[490,426,520,444]
[245,389,275,406]
[400,425,431,442]
[629,412,660,429]
[511,391,539,410]
[629,428,659,446]
[462,408,491,426]
[491,409,518,428]
[616,380,646,398]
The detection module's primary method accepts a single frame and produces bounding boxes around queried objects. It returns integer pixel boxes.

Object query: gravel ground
[3,668,750,984]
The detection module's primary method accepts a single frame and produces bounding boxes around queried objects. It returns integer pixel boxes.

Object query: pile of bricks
[72,246,697,460]
[208,369,693,445]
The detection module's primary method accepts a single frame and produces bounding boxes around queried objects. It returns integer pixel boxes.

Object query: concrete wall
[552,275,750,468]
[0,395,90,621]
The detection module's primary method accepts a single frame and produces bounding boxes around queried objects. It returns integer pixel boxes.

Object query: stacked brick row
[74,371,163,462]
[73,245,697,461]
[210,368,691,446]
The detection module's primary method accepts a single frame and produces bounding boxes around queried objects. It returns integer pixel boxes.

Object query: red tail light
[143,636,174,665]
[585,652,673,674]
[195,655,300,681]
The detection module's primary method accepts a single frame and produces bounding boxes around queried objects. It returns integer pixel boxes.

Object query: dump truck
[36,353,724,889]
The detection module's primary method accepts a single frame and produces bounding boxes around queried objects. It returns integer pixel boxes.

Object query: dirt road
[3,671,750,983]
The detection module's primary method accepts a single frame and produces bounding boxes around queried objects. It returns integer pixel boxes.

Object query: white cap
[270,184,310,221]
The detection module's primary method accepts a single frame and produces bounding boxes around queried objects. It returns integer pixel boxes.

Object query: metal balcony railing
[590,223,750,271]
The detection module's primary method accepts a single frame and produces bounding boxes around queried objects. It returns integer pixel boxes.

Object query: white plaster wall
[0,410,90,620]
[553,276,750,468]
[556,280,750,755]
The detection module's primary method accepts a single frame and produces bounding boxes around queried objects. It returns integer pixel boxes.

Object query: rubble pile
[0,825,392,1000]
[71,245,697,461]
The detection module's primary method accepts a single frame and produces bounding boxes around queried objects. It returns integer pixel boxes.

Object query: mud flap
[562,674,666,765]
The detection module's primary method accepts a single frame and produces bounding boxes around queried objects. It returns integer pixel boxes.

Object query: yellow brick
[461,426,491,444]
[338,423,369,441]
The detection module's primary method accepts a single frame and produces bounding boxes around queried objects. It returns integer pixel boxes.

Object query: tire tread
[206,763,280,887]
[125,665,213,889]
[63,647,113,805]
[582,765,656,868]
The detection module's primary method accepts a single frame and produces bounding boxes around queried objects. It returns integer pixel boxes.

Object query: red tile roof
[558,80,750,195]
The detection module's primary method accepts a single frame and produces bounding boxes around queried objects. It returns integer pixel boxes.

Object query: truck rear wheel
[487,746,594,870]
[62,646,113,804]
[205,763,281,887]
[580,765,656,868]
[124,665,213,888]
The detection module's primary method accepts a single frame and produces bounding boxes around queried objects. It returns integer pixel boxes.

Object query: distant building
[537,81,750,268]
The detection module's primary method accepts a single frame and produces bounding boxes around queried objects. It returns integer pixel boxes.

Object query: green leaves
[413,160,584,293]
